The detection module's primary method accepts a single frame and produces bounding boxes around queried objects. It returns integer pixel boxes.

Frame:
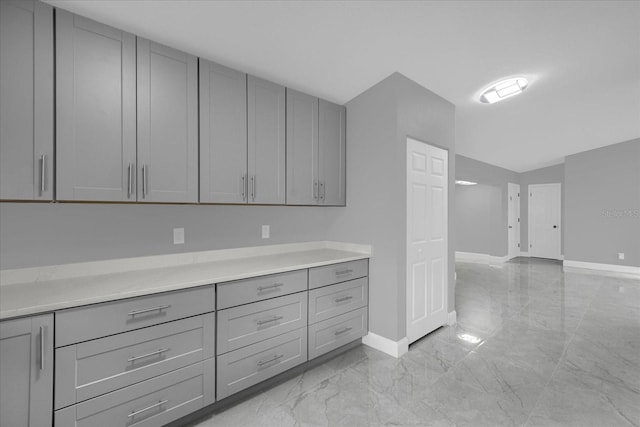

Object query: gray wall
[564,139,640,267]
[455,155,520,256]
[455,184,503,256]
[520,163,565,254]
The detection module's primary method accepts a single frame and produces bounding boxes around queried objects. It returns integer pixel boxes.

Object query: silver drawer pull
[128,399,169,418]
[335,269,353,276]
[334,296,353,303]
[257,354,284,366]
[256,316,283,326]
[257,283,284,292]
[127,348,170,363]
[334,327,353,336]
[127,304,170,317]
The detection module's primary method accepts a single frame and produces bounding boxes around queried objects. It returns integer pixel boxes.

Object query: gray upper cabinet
[286,91,346,206]
[319,100,346,206]
[247,76,286,204]
[200,60,247,203]
[286,89,319,205]
[56,10,136,201]
[137,38,198,203]
[0,0,53,200]
[0,314,53,427]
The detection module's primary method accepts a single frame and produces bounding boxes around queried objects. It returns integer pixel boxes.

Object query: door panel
[318,100,346,205]
[286,89,318,205]
[56,10,136,201]
[406,138,448,344]
[508,183,521,257]
[137,39,198,203]
[0,0,54,200]
[247,76,286,204]
[528,183,561,259]
[199,60,247,203]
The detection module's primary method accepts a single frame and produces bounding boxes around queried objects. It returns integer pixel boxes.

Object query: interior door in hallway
[528,183,562,260]
[406,138,448,344]
[508,183,521,258]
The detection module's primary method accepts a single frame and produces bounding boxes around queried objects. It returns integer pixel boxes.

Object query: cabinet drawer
[308,307,368,360]
[217,327,307,400]
[54,359,215,427]
[217,269,307,310]
[308,259,368,289]
[217,292,307,354]
[55,313,215,409]
[56,285,215,347]
[308,277,368,324]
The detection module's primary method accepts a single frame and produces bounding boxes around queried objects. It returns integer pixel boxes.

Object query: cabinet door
[0,314,53,427]
[286,89,319,205]
[56,10,136,201]
[319,100,346,206]
[199,60,247,203]
[247,76,286,205]
[0,1,53,200]
[137,39,198,203]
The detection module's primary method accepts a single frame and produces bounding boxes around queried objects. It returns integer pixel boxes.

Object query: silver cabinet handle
[257,354,283,366]
[313,181,318,200]
[142,164,148,198]
[128,399,169,418]
[335,269,353,276]
[127,163,133,199]
[256,316,283,326]
[319,181,325,202]
[39,325,45,371]
[257,283,284,292]
[39,155,46,196]
[251,175,256,201]
[334,327,352,336]
[241,175,246,201]
[334,295,353,303]
[128,304,170,317]
[128,348,170,363]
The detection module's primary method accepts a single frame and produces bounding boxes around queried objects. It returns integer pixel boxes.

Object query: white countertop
[0,242,371,320]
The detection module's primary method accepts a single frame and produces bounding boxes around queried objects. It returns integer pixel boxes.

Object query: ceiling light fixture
[480,77,528,104]
[455,180,477,186]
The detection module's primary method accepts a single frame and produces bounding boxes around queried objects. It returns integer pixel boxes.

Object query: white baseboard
[563,260,640,279]
[455,251,511,264]
[447,310,457,325]
[362,332,409,358]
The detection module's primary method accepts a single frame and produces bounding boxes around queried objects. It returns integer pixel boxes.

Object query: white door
[406,138,448,344]
[508,183,521,259]
[528,183,561,259]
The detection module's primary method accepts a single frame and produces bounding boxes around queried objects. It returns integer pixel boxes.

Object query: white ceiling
[45,0,640,172]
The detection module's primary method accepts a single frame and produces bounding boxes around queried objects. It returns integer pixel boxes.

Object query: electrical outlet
[261,225,270,239]
[173,228,185,245]
[618,252,625,260]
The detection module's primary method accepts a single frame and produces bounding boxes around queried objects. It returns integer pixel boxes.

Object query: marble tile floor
[188,258,640,427]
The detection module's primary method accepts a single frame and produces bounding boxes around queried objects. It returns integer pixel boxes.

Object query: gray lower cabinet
[55,10,137,201]
[199,60,247,203]
[0,314,53,427]
[286,90,347,206]
[54,360,215,427]
[216,327,307,400]
[308,259,369,290]
[308,277,368,324]
[308,307,368,360]
[217,270,307,310]
[0,0,54,201]
[136,38,198,203]
[247,75,286,204]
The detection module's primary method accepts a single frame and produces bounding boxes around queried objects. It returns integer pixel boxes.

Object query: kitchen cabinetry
[0,0,54,201]
[286,91,346,206]
[0,314,53,427]
[56,10,136,201]
[199,60,247,203]
[136,38,198,203]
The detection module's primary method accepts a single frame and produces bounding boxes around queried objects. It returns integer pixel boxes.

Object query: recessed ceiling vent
[480,77,528,104]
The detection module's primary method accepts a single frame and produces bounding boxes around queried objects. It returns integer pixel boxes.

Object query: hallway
[190,259,640,426]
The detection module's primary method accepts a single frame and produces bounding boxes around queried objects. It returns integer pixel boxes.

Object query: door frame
[507,182,521,259]
[405,137,449,345]
[527,183,562,260]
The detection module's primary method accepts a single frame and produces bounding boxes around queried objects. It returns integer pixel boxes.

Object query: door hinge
[518,192,520,197]
[510,196,512,201]
[530,192,532,197]
[518,218,520,222]
[530,244,532,248]
[518,243,520,248]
